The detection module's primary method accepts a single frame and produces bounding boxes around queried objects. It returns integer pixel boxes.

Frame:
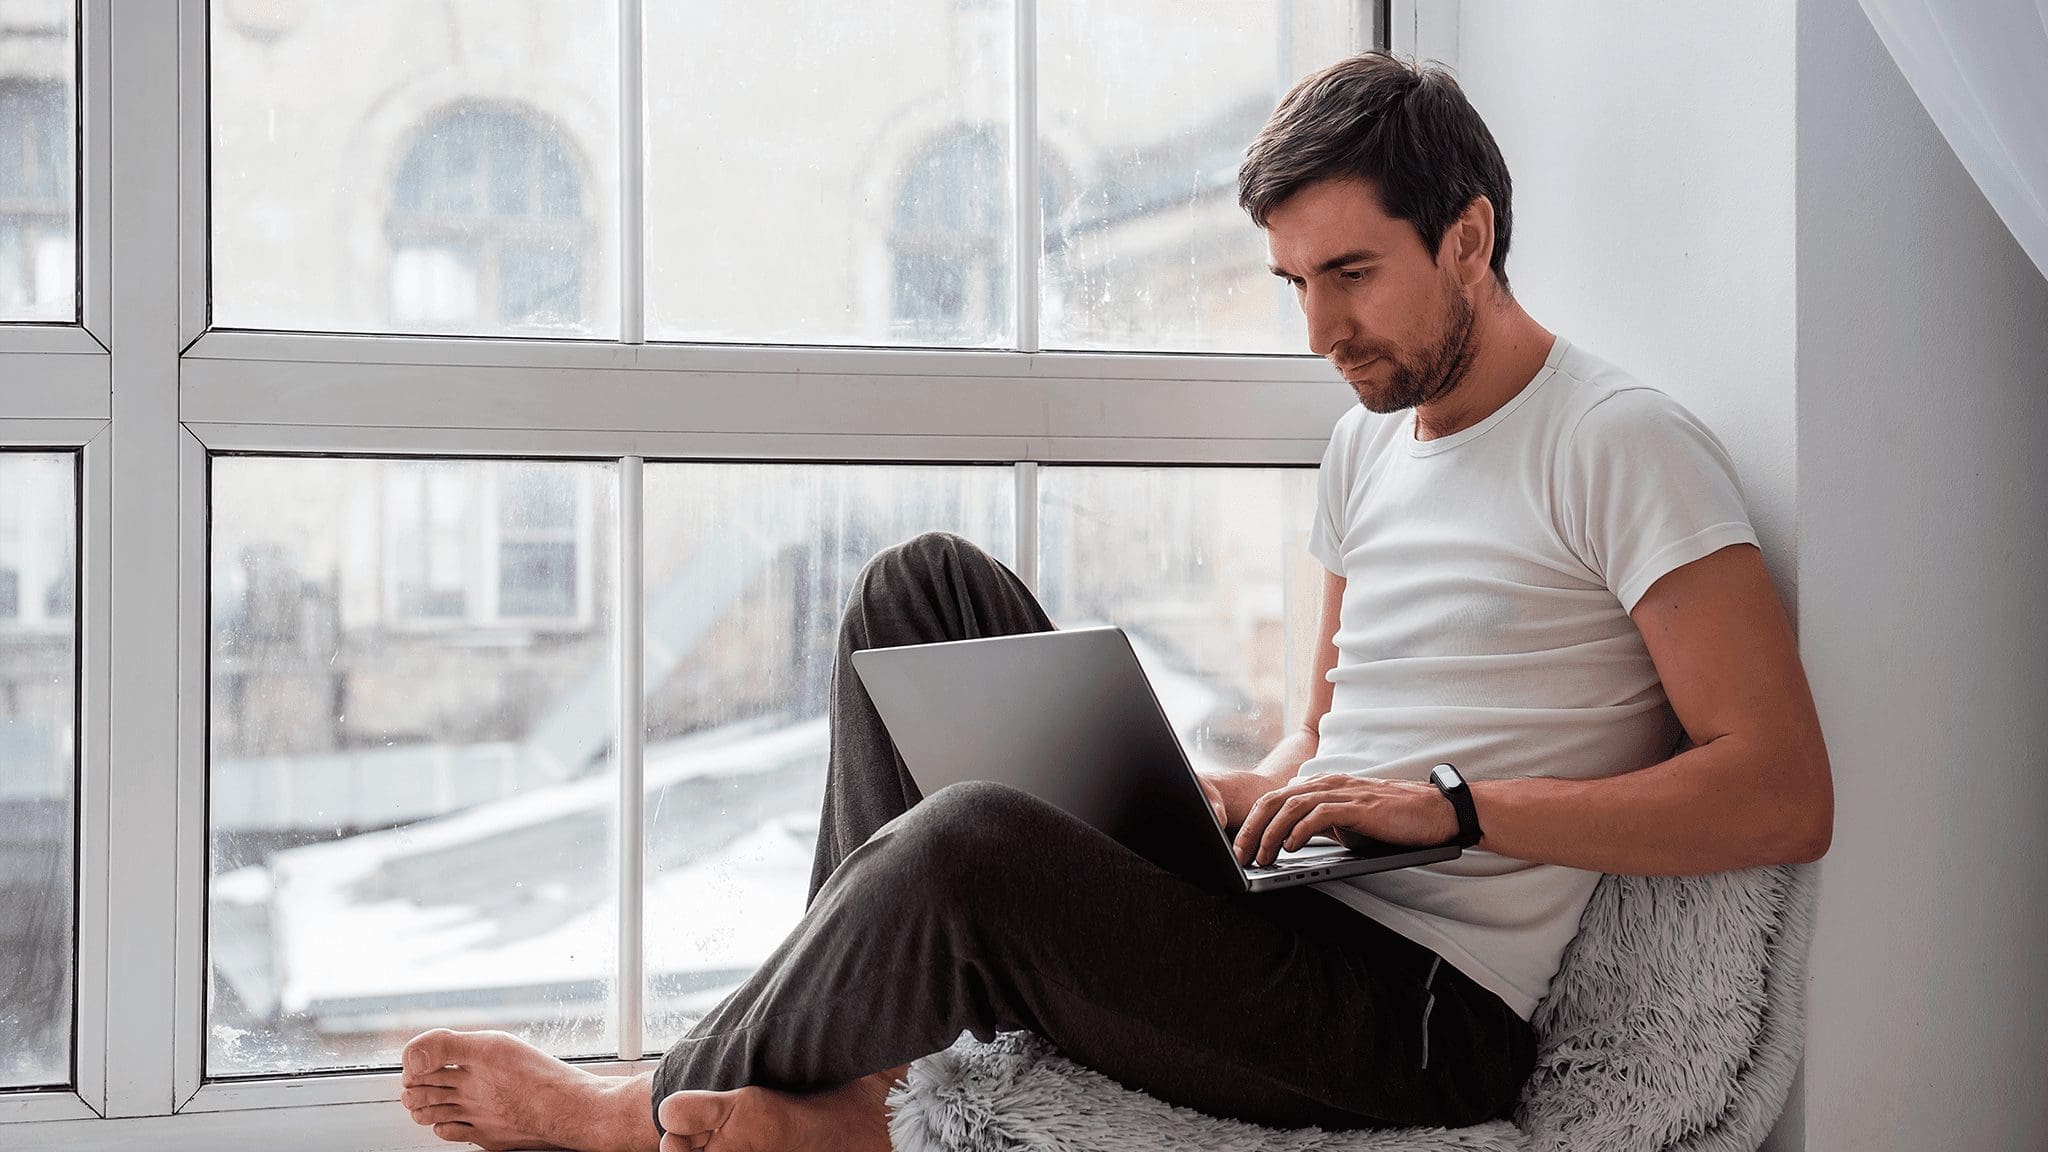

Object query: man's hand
[1231,772,1459,867]
[1194,768,1289,832]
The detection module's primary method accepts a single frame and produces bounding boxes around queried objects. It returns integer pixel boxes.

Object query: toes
[657,1089,740,1138]
[405,1063,470,1090]
[401,1084,458,1109]
[411,1102,467,1126]
[403,1027,483,1085]
[432,1120,476,1144]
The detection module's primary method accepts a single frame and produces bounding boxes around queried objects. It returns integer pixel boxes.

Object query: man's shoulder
[1545,342,1701,444]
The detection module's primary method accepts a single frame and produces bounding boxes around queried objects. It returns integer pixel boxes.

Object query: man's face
[1265,177,1477,414]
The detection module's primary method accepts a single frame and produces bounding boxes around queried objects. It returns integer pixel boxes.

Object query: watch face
[1432,763,1463,788]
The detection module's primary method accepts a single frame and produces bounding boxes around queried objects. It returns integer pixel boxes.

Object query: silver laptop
[849,625,1462,895]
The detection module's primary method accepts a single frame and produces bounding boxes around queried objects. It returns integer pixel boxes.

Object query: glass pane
[0,451,77,1088]
[1039,1,1362,353]
[208,457,618,1077]
[1037,466,1320,771]
[210,2,619,337]
[0,5,79,323]
[645,4,1013,346]
[640,464,1014,1054]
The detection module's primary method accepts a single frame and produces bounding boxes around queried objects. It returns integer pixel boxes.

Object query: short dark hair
[1239,51,1514,288]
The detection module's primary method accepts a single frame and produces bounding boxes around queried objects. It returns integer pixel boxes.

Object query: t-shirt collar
[1407,335,1571,457]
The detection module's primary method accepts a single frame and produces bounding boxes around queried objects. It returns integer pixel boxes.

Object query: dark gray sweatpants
[650,531,1535,1132]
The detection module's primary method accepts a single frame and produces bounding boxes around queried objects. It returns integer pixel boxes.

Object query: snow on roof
[256,716,828,1008]
[235,625,1230,1024]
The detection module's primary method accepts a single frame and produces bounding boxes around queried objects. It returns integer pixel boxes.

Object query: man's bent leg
[397,533,1059,1150]
[809,530,1055,902]
[655,781,1533,1134]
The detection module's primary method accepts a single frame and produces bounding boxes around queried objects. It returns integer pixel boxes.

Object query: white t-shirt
[1304,336,1759,1020]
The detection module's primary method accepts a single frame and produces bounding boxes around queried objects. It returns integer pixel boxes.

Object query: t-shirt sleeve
[1557,388,1761,614]
[1308,413,1353,577]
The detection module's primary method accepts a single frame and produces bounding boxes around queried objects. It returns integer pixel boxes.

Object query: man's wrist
[1427,786,1462,843]
[1429,763,1484,848]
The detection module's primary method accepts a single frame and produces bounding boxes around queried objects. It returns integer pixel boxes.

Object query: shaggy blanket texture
[887,864,1816,1152]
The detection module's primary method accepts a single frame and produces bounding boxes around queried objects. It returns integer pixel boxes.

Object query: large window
[3,0,1397,1142]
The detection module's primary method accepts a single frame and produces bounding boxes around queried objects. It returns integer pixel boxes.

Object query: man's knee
[891,779,1049,861]
[857,780,1069,908]
[898,529,990,563]
[859,530,994,590]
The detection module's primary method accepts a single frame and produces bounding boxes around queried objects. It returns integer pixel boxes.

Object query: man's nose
[1302,284,1354,359]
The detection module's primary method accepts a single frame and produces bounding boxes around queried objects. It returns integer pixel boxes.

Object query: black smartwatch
[1429,763,1483,849]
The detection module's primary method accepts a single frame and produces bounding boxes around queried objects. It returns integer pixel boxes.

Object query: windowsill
[11,1060,658,1151]
[15,1099,473,1152]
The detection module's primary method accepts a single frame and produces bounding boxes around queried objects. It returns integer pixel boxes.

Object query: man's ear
[1440,196,1497,289]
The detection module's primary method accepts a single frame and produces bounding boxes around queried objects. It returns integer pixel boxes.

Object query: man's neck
[1411,299,1556,442]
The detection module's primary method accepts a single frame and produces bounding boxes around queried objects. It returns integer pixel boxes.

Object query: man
[394,51,1833,1152]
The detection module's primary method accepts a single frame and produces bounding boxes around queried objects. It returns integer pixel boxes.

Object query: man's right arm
[1200,567,1345,830]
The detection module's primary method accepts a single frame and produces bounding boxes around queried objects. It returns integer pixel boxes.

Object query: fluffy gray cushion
[888,864,1814,1152]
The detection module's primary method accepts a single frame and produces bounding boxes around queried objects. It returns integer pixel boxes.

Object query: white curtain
[1856,0,2048,282]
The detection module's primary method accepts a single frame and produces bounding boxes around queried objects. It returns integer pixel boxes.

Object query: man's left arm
[1467,541,1833,874]
[1236,542,1834,874]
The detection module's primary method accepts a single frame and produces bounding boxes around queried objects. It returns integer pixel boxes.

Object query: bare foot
[654,1066,903,1152]
[399,1028,660,1152]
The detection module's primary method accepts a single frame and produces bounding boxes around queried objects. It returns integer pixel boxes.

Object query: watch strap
[1430,763,1483,849]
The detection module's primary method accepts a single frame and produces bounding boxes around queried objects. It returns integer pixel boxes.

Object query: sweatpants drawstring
[1419,955,1442,1070]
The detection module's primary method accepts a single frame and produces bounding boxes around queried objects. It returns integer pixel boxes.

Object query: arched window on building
[888,126,1007,345]
[0,80,75,321]
[386,104,589,334]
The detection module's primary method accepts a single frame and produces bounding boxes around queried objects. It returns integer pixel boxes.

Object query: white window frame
[2,1,1470,1146]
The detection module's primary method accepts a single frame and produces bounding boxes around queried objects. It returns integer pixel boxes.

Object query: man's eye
[1340,269,1367,282]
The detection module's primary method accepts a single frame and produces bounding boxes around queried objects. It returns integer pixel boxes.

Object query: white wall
[1796,0,2048,1146]
[1453,1,1801,608]
[1455,0,2048,1146]
[1452,6,1803,1146]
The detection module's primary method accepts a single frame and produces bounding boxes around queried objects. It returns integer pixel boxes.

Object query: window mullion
[101,0,186,1116]
[1358,0,1389,52]
[1012,0,1039,355]
[616,454,646,1061]
[619,0,646,345]
[1013,460,1038,594]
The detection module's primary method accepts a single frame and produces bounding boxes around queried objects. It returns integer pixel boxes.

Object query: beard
[1348,277,1479,415]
